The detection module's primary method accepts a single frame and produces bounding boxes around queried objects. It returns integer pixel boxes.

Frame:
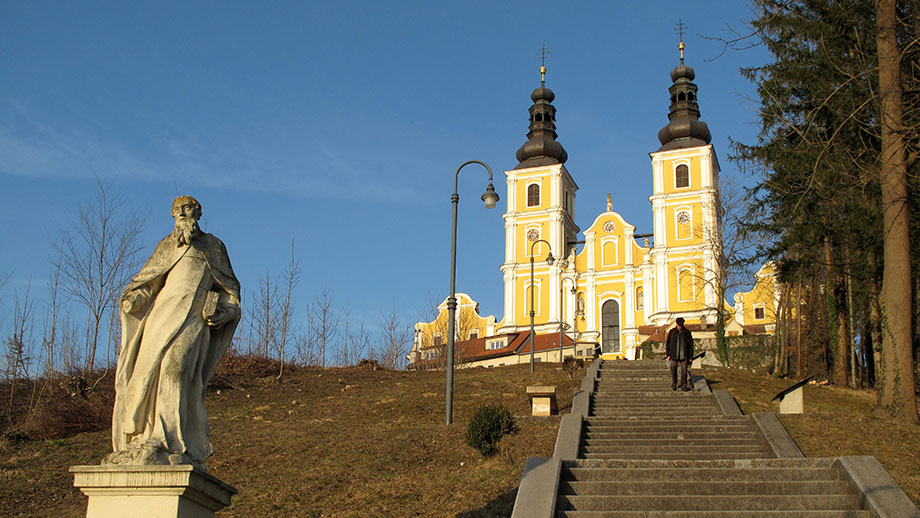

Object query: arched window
[535,113,543,122]
[678,92,686,101]
[688,91,695,101]
[636,286,644,310]
[675,164,689,188]
[527,183,540,207]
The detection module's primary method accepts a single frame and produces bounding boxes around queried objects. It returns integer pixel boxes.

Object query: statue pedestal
[70,465,237,518]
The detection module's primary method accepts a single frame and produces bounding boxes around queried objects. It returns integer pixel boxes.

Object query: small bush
[562,356,584,378]
[466,404,518,457]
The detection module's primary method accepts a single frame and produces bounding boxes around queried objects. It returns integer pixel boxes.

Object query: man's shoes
[681,386,692,392]
[671,383,677,391]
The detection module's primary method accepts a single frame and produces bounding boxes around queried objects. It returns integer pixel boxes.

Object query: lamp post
[446,160,499,425]
[529,239,554,373]
[560,276,576,361]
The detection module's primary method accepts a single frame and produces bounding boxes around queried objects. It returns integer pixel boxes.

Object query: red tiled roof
[407,331,576,369]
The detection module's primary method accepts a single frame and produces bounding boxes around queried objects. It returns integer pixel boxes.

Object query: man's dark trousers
[669,359,688,389]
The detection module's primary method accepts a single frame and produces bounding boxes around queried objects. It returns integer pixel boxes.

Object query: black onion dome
[515,73,567,169]
[531,85,555,102]
[669,63,695,82]
[657,57,711,151]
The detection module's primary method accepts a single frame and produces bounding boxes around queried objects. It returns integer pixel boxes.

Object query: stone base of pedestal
[70,465,237,518]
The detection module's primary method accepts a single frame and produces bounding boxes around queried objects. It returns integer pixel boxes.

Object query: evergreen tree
[735,0,918,421]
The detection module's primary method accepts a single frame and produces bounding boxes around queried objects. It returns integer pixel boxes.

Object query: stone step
[562,467,841,482]
[564,458,836,469]
[581,444,772,455]
[559,480,853,496]
[556,494,861,512]
[585,416,752,424]
[590,408,722,416]
[581,452,772,460]
[584,432,761,441]
[582,438,768,447]
[557,510,870,517]
[584,423,758,432]
[591,400,717,406]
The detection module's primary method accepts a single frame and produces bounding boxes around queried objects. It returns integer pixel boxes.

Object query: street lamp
[446,160,499,425]
[529,239,554,373]
[559,276,576,361]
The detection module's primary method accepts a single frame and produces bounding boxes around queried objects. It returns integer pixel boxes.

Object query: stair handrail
[771,375,815,402]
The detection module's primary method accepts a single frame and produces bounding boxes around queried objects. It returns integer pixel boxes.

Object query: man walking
[665,317,693,391]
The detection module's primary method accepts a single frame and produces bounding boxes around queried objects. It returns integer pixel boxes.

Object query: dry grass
[702,366,920,506]
[1,361,581,517]
[2,362,917,516]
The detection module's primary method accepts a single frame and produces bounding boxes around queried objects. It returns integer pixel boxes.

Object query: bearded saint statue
[107,195,240,471]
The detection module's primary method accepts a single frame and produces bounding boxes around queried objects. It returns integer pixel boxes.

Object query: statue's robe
[112,231,240,464]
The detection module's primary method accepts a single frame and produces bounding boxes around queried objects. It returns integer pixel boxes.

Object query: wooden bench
[772,375,815,414]
[526,386,558,416]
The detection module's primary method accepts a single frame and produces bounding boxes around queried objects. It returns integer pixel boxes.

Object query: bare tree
[276,240,300,379]
[54,178,143,373]
[6,283,35,424]
[340,305,370,366]
[305,285,338,367]
[375,305,411,370]
[251,272,278,359]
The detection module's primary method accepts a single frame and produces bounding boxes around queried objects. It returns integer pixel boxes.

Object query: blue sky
[0,2,769,337]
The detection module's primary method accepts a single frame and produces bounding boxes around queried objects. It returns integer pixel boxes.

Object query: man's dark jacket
[665,326,693,362]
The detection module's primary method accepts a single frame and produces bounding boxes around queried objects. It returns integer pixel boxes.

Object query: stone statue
[606,193,612,212]
[107,196,241,471]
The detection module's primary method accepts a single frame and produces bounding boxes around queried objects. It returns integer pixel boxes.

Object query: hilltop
[1,361,917,516]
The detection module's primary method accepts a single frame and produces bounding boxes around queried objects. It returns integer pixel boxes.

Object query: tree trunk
[876,0,918,422]
[796,277,803,377]
[846,250,857,387]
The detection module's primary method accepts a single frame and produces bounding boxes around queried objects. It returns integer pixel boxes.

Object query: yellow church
[409,47,778,369]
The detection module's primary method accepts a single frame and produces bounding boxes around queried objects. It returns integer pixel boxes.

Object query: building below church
[409,44,779,369]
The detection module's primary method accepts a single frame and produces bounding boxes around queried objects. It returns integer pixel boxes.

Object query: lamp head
[546,251,555,266]
[481,182,499,209]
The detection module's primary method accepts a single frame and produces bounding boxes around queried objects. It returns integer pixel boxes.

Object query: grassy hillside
[702,365,920,506]
[1,361,917,516]
[1,361,582,517]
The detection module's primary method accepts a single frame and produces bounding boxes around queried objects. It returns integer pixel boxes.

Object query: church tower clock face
[526,228,540,242]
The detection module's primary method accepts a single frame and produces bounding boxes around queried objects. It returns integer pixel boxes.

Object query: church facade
[409,48,778,369]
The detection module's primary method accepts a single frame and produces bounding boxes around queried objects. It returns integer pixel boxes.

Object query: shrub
[466,404,518,457]
[562,356,584,378]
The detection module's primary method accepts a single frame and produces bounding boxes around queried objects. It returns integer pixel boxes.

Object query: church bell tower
[648,39,722,326]
[498,63,579,334]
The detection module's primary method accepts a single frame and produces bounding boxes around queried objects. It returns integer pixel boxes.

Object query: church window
[671,94,676,103]
[754,305,765,320]
[636,286,644,310]
[433,333,442,347]
[535,112,543,122]
[487,337,506,350]
[676,164,689,188]
[688,91,695,101]
[527,183,540,207]
[469,330,479,340]
[678,92,686,101]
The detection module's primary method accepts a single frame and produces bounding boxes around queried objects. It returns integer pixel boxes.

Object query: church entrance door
[601,300,620,354]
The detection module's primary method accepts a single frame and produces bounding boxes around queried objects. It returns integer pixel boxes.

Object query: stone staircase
[555,360,869,516]
[512,359,919,518]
